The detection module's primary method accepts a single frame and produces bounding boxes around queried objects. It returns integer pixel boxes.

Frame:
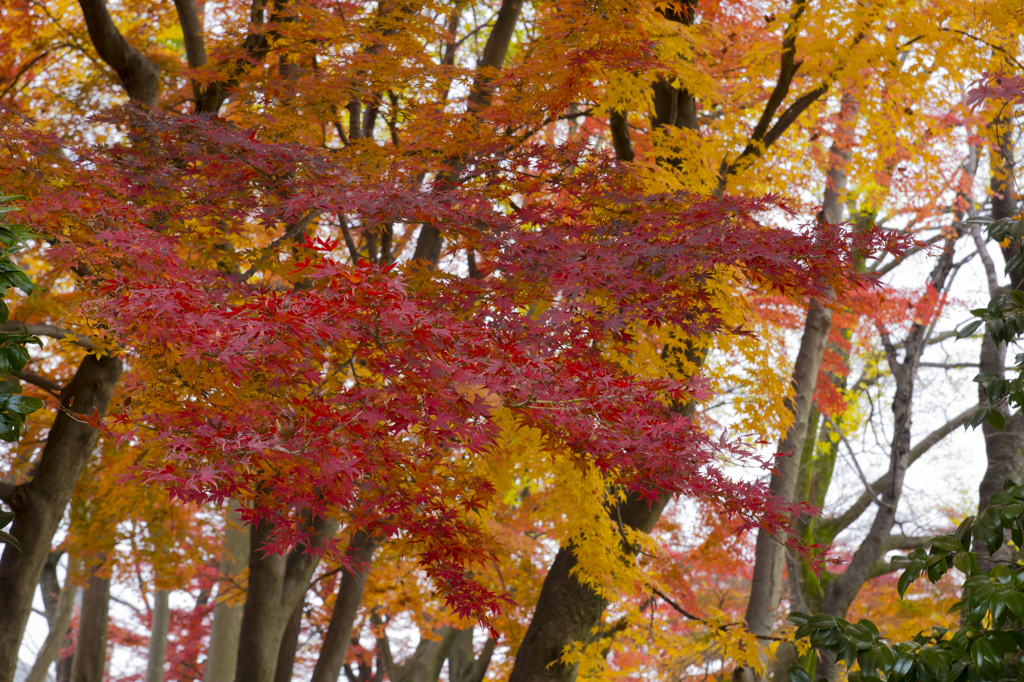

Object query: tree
[0,0,1000,680]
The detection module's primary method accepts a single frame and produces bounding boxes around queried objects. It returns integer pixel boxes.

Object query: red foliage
[0,106,907,625]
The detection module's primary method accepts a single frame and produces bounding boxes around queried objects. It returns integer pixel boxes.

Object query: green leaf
[789,611,811,626]
[987,408,1007,431]
[4,343,30,373]
[806,614,839,630]
[957,320,983,339]
[931,536,964,552]
[788,666,811,682]
[952,551,979,577]
[955,516,976,544]
[0,529,20,551]
[889,651,914,682]
[0,508,13,529]
[5,394,42,416]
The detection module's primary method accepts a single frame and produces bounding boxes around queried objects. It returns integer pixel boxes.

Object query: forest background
[0,0,1021,681]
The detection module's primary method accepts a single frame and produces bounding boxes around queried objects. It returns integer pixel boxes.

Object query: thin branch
[0,322,93,350]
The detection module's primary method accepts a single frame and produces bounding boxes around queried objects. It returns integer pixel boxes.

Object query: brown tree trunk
[204,501,249,682]
[0,354,122,682]
[310,531,379,682]
[69,566,111,682]
[75,0,160,107]
[411,0,524,266]
[507,494,668,682]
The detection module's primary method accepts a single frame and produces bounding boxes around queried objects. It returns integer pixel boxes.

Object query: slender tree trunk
[70,566,111,682]
[739,94,858,682]
[411,0,524,265]
[448,628,496,682]
[233,515,336,682]
[145,589,170,682]
[0,354,122,682]
[25,574,75,682]
[204,501,250,682]
[272,599,304,682]
[970,128,1024,566]
[817,235,961,680]
[310,531,379,682]
[743,304,832,637]
[376,621,460,682]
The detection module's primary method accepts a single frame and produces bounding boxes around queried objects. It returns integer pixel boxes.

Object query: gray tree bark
[0,354,122,682]
[976,127,1024,519]
[376,619,460,682]
[272,598,304,682]
[25,564,75,682]
[145,589,170,682]
[204,501,250,682]
[310,531,379,682]
[737,93,857,682]
[411,0,524,266]
[232,514,336,682]
[447,629,496,682]
[817,232,962,679]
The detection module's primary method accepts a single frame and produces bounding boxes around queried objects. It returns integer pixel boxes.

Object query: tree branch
[76,0,161,106]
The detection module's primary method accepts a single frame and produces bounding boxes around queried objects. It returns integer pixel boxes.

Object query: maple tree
[0,0,1019,681]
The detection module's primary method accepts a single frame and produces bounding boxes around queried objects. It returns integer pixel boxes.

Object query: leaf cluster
[790,480,1024,682]
[0,195,43,442]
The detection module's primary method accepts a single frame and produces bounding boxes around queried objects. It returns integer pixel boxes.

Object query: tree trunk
[376,621,460,682]
[310,531,379,682]
[75,0,160,106]
[145,589,170,682]
[233,515,335,682]
[411,0,524,266]
[508,494,668,682]
[25,572,75,682]
[0,354,122,682]
[743,303,832,639]
[448,628,496,682]
[204,501,250,682]
[272,598,304,682]
[973,126,1024,562]
[69,566,111,682]
[738,93,857,682]
[817,235,961,679]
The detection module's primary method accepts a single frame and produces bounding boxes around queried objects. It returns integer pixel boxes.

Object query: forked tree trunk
[0,354,122,682]
[447,628,496,682]
[273,598,305,682]
[816,233,962,680]
[204,501,250,682]
[233,515,335,682]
